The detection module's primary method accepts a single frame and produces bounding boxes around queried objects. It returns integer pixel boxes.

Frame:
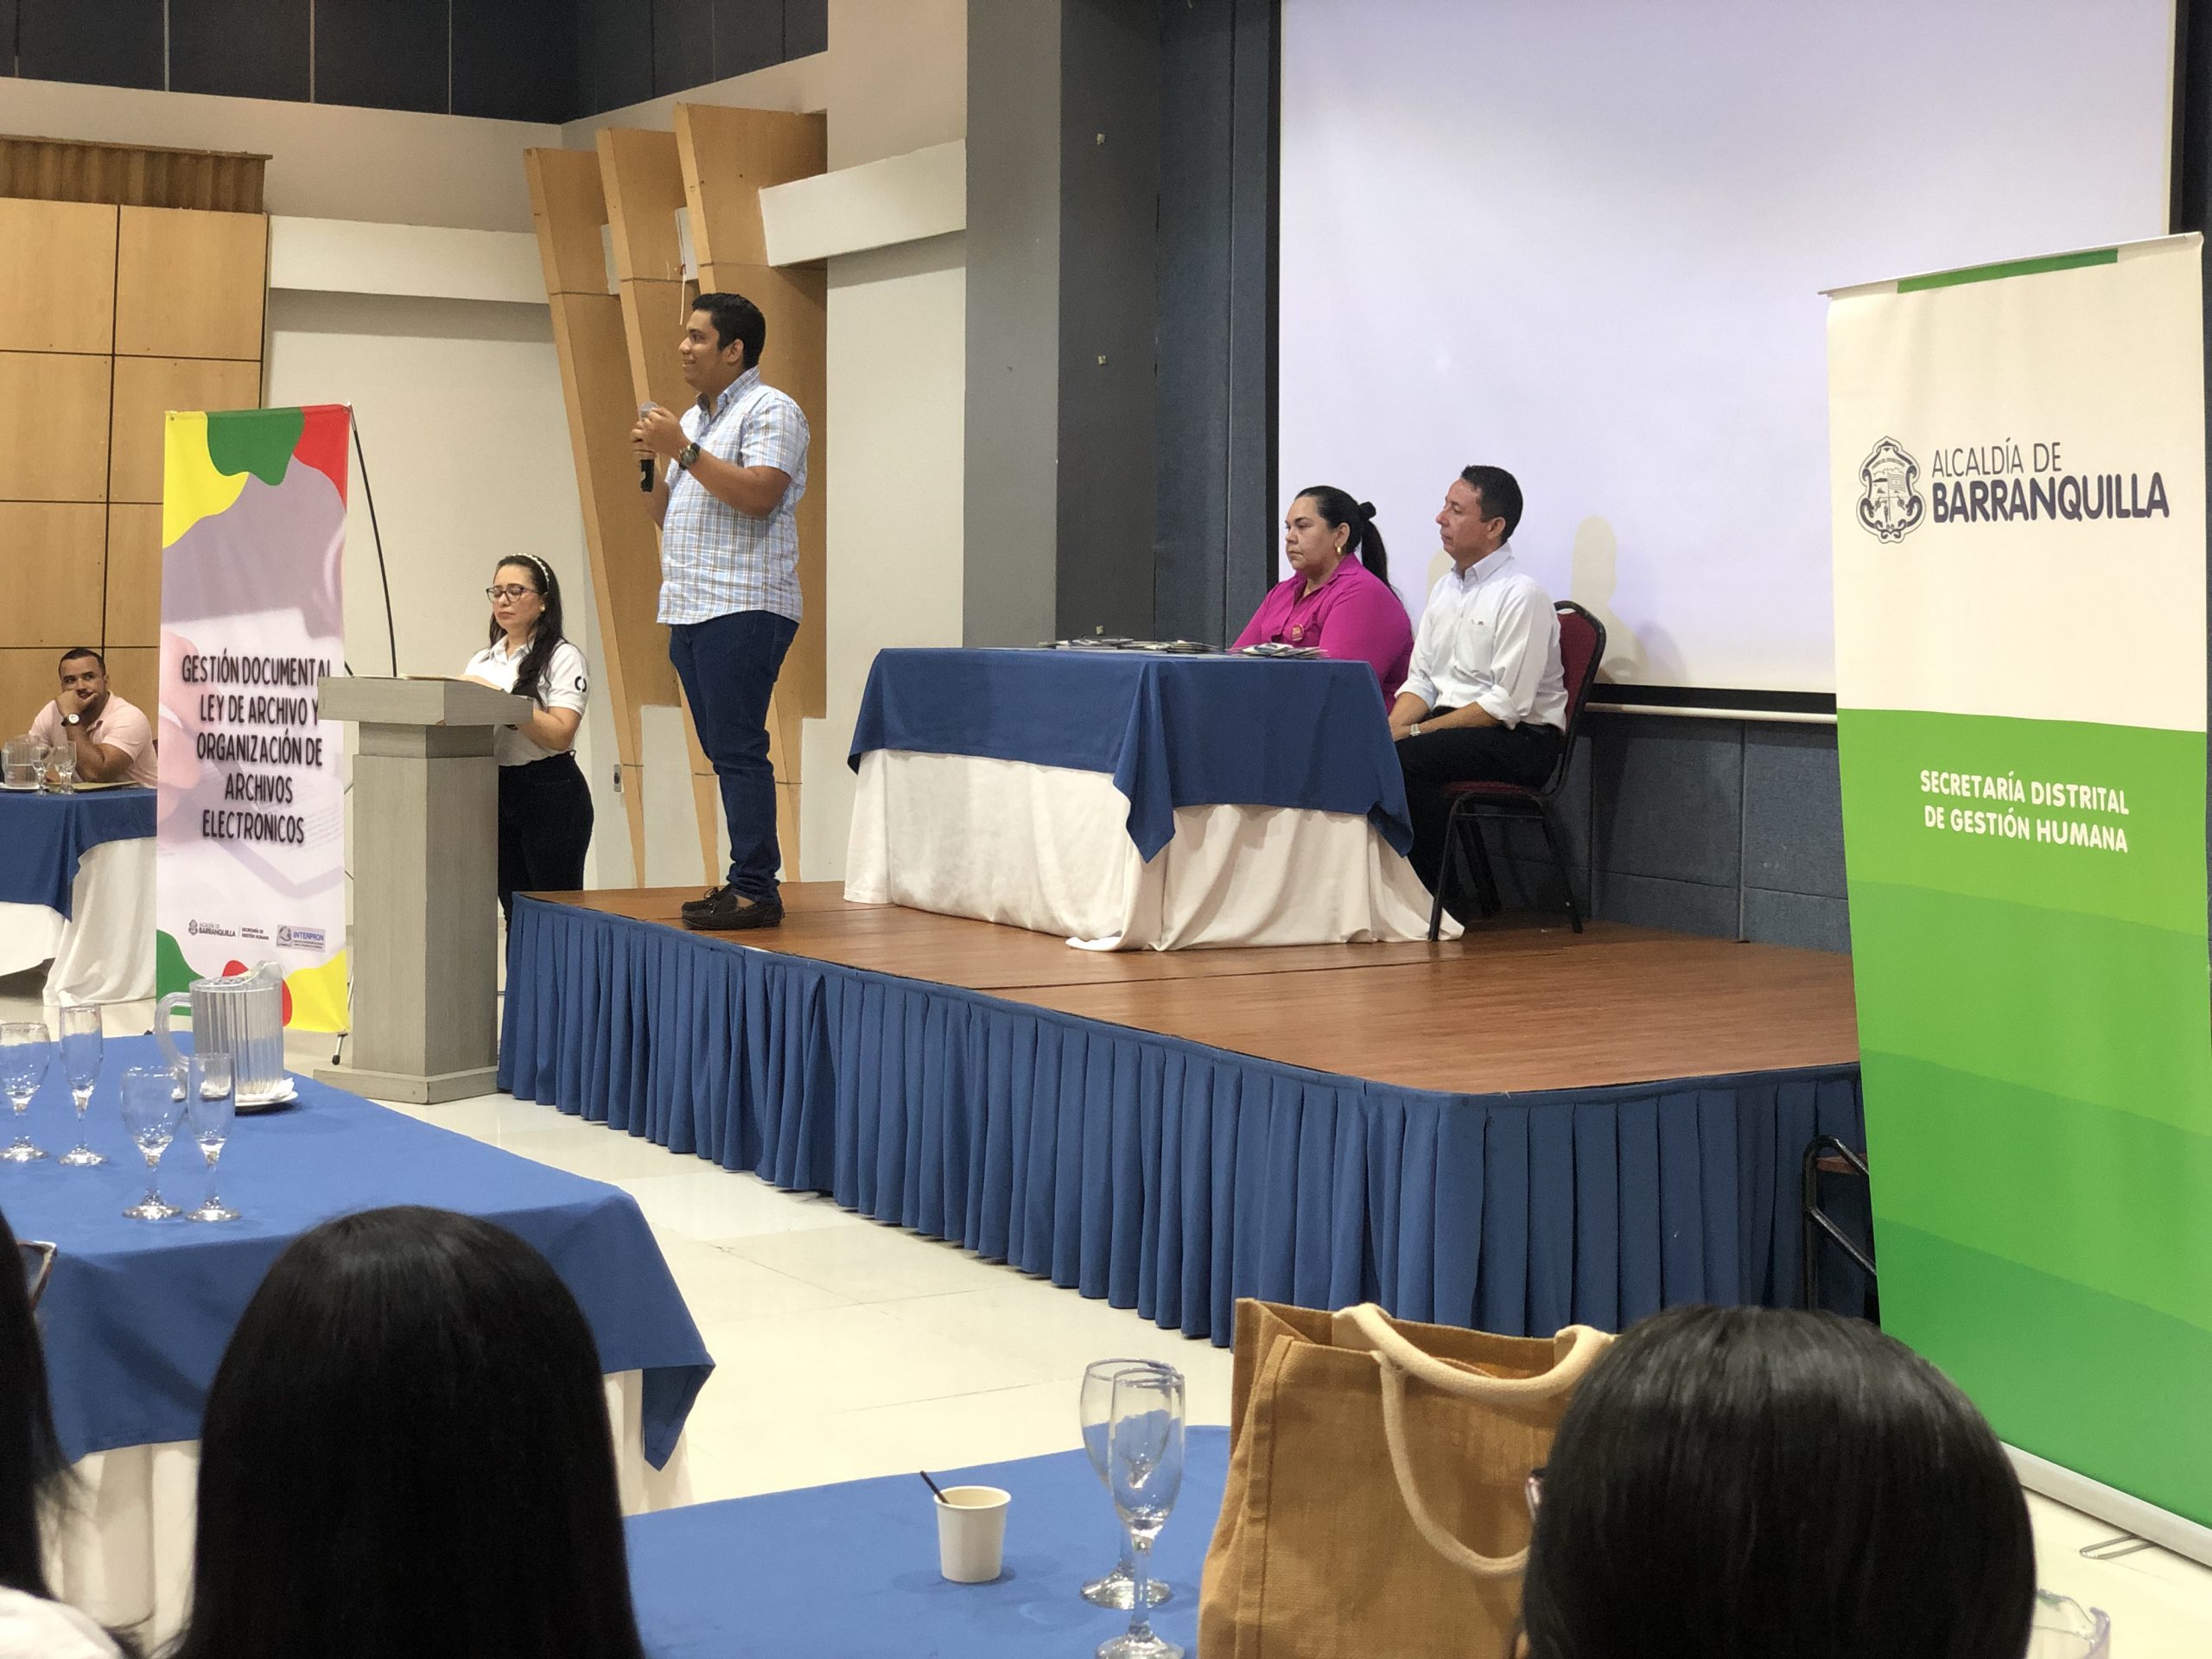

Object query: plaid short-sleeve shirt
[657,365,810,626]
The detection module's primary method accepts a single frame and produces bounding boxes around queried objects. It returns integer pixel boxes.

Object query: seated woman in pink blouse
[1232,485,1414,700]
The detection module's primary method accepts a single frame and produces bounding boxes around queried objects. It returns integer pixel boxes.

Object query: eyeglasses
[486,585,542,601]
[20,1241,54,1310]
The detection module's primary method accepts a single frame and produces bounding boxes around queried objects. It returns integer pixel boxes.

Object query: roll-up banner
[156,405,350,1032]
[1827,235,2212,1543]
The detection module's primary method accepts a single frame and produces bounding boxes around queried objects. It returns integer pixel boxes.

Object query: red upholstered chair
[1427,601,1607,941]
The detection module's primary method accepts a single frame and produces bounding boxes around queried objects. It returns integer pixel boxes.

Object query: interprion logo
[1857,436,1926,544]
[276,925,326,950]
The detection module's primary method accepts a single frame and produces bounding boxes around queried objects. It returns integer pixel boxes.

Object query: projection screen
[1279,0,2175,695]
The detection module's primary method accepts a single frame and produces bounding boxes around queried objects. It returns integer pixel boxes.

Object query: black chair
[1427,601,1605,939]
[1801,1135,1878,1319]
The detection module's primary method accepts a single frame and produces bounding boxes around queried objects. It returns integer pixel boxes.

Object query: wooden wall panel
[542,289,678,721]
[0,353,112,501]
[0,505,106,647]
[532,143,696,884]
[105,646,157,728]
[598,129,687,283]
[0,137,267,213]
[0,200,117,354]
[619,278,696,416]
[115,207,269,360]
[529,148,614,298]
[103,503,164,648]
[1,649,61,735]
[109,356,264,502]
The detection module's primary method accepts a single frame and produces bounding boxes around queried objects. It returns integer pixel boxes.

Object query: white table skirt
[0,837,156,1005]
[844,750,1458,947]
[48,1368,690,1643]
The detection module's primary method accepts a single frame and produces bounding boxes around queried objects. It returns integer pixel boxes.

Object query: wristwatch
[61,712,81,728]
[677,441,702,471]
[1409,722,1422,737]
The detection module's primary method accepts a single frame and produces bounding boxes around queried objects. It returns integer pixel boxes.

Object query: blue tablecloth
[630,1430,1227,1659]
[0,787,156,918]
[848,649,1413,858]
[3,1036,711,1467]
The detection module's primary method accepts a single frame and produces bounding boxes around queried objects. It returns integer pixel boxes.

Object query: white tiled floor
[8,970,2212,1652]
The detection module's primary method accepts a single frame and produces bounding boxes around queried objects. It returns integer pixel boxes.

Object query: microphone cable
[346,406,400,677]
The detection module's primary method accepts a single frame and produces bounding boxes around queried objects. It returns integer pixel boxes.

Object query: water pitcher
[156,964,286,1103]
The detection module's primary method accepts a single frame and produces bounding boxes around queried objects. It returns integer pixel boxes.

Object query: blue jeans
[668,609,798,900]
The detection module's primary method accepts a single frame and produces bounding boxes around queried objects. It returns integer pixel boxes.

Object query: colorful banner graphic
[156,406,350,1031]
[1827,238,2212,1524]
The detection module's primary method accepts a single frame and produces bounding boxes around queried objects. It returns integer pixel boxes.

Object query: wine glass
[1099,1364,1187,1659]
[183,1054,238,1223]
[0,1022,53,1162]
[1080,1360,1175,1608]
[55,1002,105,1166]
[48,742,75,793]
[119,1065,183,1220]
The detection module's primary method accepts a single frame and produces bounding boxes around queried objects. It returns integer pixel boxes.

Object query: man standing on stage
[1389,464,1568,920]
[632,292,810,931]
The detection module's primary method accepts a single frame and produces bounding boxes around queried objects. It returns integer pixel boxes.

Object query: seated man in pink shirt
[27,647,158,786]
[1232,486,1414,700]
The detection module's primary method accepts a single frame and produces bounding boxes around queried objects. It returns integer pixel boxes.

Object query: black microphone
[639,403,658,492]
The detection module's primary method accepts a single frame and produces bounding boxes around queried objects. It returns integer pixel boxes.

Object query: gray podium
[313,677,529,1104]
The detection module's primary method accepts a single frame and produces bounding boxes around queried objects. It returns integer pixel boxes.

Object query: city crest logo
[1858,436,1925,543]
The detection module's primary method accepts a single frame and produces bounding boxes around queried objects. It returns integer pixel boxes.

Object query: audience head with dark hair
[171,1206,645,1659]
[0,1206,133,1656]
[1517,1304,2035,1659]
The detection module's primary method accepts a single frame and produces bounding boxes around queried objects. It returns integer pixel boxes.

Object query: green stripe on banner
[1878,1221,2212,1529]
[1847,881,2212,1134]
[1835,709,2208,933]
[1896,247,2119,292]
[1861,1051,2212,1326]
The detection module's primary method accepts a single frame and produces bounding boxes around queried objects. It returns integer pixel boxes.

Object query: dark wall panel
[1152,0,1275,645]
[170,0,311,103]
[1055,0,1162,640]
[316,0,448,114]
[782,0,827,59]
[1153,2,1234,645]
[713,0,783,79]
[19,0,164,90]
[454,0,578,123]
[652,0,713,97]
[579,0,655,115]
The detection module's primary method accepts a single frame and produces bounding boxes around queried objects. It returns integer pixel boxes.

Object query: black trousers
[1396,712,1563,915]
[498,751,594,917]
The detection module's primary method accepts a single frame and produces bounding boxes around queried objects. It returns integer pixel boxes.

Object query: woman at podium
[462,556,594,916]
[1231,486,1414,700]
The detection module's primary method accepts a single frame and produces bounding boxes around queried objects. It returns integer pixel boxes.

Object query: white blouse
[463,635,589,767]
[0,1586,122,1659]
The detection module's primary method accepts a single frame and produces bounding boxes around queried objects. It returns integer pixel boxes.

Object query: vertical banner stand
[1827,235,2212,1560]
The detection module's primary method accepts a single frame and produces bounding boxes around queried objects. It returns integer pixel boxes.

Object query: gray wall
[1479,715,1850,953]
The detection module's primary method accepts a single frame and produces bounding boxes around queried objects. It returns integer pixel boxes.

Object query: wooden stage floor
[546,883,1859,1096]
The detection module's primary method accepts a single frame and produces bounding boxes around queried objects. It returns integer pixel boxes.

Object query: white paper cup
[935,1484,1010,1583]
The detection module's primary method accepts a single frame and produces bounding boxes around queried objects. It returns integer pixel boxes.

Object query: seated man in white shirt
[26,647,159,787]
[1389,466,1568,918]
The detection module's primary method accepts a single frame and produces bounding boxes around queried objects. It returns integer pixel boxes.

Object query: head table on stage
[0,786,156,1005]
[2,1036,711,1636]
[628,1429,1228,1659]
[844,647,1456,948]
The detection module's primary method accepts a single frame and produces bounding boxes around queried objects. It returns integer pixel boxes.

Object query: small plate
[236,1079,300,1115]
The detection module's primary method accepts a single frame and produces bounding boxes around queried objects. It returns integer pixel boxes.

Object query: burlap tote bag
[1198,1299,1610,1659]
